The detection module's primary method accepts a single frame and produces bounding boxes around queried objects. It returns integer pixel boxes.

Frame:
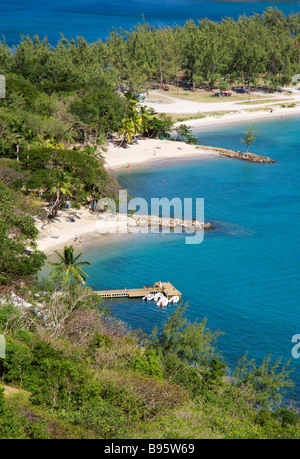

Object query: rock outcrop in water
[218,150,275,163]
[198,145,275,163]
[96,213,212,233]
[128,214,212,231]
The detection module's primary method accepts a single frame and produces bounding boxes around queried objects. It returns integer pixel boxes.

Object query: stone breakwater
[198,145,275,163]
[97,213,212,233]
[128,214,212,230]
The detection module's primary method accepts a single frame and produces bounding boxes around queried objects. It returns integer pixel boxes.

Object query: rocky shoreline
[96,213,212,233]
[128,214,212,231]
[198,145,275,163]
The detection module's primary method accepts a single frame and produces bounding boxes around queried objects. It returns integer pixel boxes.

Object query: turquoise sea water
[81,114,300,406]
[2,0,300,47]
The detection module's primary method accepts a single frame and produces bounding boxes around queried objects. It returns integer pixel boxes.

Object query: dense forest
[0,8,300,439]
[1,7,300,92]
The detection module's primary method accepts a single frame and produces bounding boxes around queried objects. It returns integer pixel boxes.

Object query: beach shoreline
[102,137,219,170]
[181,105,300,130]
[36,137,218,255]
[36,207,99,255]
[36,105,300,255]
[102,104,300,170]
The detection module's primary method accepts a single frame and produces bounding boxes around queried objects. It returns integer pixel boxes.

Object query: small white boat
[169,295,180,304]
[157,296,169,307]
[154,292,164,302]
[143,294,155,301]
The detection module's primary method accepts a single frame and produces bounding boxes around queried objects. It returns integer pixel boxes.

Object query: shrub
[0,387,25,438]
[130,348,163,378]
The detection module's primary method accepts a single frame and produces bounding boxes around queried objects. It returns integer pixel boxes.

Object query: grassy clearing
[3,388,95,439]
[149,88,274,104]
[144,94,173,104]
[169,111,239,123]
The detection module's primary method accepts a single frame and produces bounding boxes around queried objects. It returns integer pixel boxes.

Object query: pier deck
[95,281,181,300]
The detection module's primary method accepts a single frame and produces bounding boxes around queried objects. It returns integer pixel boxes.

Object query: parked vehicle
[221,91,232,97]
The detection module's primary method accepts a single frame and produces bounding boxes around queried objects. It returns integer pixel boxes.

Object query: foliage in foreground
[0,181,46,285]
[0,286,299,439]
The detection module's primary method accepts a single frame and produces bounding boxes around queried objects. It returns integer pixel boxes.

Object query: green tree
[145,113,173,139]
[146,302,222,365]
[49,245,90,285]
[241,125,260,152]
[233,353,295,408]
[230,15,268,99]
[25,341,102,410]
[0,182,46,285]
[0,386,25,439]
[103,29,129,91]
[70,86,128,144]
[179,20,205,89]
[153,25,180,89]
[49,171,74,217]
[139,105,155,135]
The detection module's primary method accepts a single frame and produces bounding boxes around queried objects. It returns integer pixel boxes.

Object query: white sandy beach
[102,109,300,170]
[102,138,219,169]
[36,94,300,254]
[102,89,300,169]
[36,208,100,254]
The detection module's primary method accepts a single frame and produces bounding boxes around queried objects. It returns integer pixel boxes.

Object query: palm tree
[119,113,143,146]
[49,172,74,217]
[48,245,91,284]
[139,106,154,135]
[124,90,140,111]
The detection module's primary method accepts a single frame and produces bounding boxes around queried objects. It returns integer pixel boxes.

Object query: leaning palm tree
[48,245,91,285]
[139,105,154,135]
[124,90,140,111]
[119,113,143,146]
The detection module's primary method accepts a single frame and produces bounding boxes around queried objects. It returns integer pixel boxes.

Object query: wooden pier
[95,281,181,300]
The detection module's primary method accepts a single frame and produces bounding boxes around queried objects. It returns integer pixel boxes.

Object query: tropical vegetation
[0,283,299,439]
[48,245,90,284]
[0,7,300,439]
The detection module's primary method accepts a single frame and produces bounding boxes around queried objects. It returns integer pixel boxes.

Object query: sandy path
[143,90,300,114]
